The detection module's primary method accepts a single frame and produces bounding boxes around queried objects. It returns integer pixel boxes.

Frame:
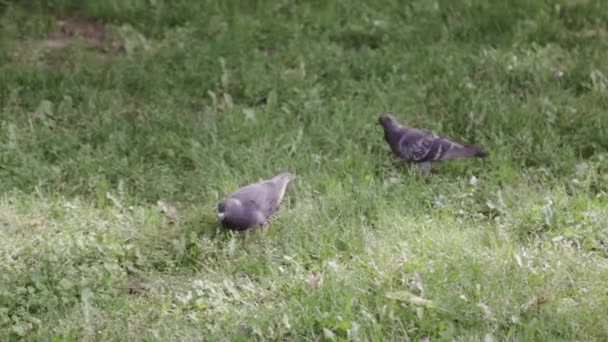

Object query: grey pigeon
[378,113,488,173]
[217,172,296,231]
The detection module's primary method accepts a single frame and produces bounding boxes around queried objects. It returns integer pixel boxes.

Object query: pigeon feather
[217,172,296,231]
[378,113,487,171]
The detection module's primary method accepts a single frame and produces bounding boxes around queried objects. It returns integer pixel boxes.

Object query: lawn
[1,0,608,340]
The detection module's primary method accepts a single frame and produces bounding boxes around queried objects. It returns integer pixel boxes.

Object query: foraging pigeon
[217,172,296,231]
[378,113,488,173]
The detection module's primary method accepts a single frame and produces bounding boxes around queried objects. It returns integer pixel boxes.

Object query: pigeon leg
[416,162,432,175]
[259,222,270,237]
[238,230,249,241]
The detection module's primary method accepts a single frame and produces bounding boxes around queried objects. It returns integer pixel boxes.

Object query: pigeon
[217,172,297,231]
[378,113,488,173]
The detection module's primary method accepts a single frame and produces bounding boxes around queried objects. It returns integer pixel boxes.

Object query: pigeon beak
[217,212,225,220]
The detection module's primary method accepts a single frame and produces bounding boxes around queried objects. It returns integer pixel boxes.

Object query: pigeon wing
[229,181,280,218]
[396,129,436,162]
[408,133,435,162]
[259,182,284,217]
[400,128,475,163]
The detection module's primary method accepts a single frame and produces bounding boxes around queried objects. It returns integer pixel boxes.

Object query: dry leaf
[282,314,291,330]
[305,272,323,289]
[323,328,336,340]
[521,293,549,312]
[243,108,256,120]
[157,200,178,219]
[469,175,478,186]
[347,322,360,341]
[520,297,536,312]
[164,206,178,219]
[125,279,148,295]
[27,218,42,227]
[477,303,494,320]
[537,294,549,305]
[385,290,437,309]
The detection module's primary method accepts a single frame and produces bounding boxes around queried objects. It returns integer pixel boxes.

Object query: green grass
[1,0,608,340]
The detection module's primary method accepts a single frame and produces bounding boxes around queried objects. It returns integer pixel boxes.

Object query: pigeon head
[378,113,399,128]
[217,198,265,229]
[217,198,242,221]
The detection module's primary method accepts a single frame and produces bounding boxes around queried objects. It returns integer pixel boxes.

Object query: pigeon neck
[224,198,244,216]
[382,122,400,138]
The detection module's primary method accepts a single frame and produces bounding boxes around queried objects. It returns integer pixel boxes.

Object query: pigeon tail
[460,144,488,159]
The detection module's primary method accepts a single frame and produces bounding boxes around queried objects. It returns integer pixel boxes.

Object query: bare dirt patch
[43,18,122,53]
